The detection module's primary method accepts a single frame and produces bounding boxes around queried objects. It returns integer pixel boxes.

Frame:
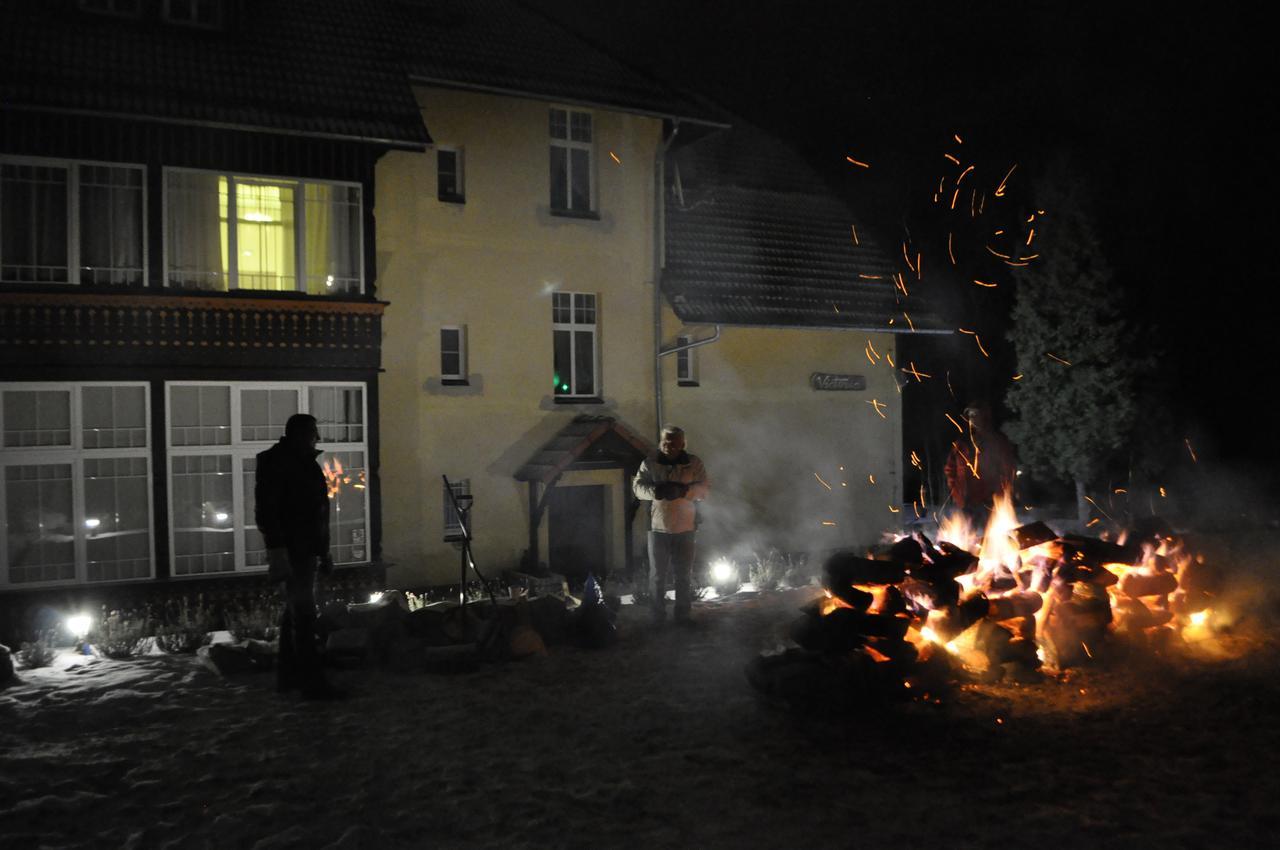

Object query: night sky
[529,1,1277,470]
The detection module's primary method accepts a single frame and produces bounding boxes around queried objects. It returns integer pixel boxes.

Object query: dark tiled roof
[380,0,721,124]
[515,416,652,483]
[0,0,429,147]
[663,125,949,333]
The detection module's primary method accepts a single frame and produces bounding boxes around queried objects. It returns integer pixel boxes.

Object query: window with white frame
[437,148,464,203]
[549,107,593,213]
[1,157,145,286]
[165,169,362,295]
[1,383,152,587]
[552,292,598,398]
[676,335,699,386]
[443,478,470,540]
[163,0,223,28]
[167,381,369,576]
[440,326,467,383]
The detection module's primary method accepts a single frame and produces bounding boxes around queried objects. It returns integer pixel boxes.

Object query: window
[437,148,464,203]
[165,169,361,295]
[163,0,223,28]
[676,335,699,386]
[79,0,142,17]
[549,107,593,213]
[166,382,369,576]
[1,157,145,286]
[552,292,598,399]
[1,383,152,587]
[440,326,467,383]
[443,478,470,540]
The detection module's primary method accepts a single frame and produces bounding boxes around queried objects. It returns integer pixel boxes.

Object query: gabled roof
[662,123,950,333]
[515,416,652,484]
[0,0,429,148]
[380,0,723,126]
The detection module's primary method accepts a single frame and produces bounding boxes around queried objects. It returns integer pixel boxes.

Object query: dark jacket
[254,438,330,559]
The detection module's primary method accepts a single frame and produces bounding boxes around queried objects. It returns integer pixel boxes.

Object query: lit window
[165,169,361,294]
[1,157,145,286]
[437,148,464,203]
[549,107,593,213]
[552,292,598,399]
[440,326,467,383]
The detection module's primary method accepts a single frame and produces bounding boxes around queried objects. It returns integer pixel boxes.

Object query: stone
[324,628,373,668]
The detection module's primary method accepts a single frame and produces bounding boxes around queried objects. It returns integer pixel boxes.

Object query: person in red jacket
[944,403,1017,526]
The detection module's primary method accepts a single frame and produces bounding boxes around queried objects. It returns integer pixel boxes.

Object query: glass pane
[437,150,458,198]
[240,388,298,442]
[242,456,266,567]
[169,385,230,446]
[304,182,361,295]
[236,179,296,292]
[4,463,76,583]
[549,108,567,140]
[84,456,151,582]
[574,329,595,395]
[165,170,228,290]
[320,451,368,564]
[309,386,364,444]
[553,329,571,395]
[79,165,144,286]
[3,389,71,447]
[550,146,568,210]
[169,454,235,575]
[569,148,591,211]
[82,385,146,449]
[574,292,596,324]
[1,163,69,284]
[552,291,571,323]
[570,111,592,143]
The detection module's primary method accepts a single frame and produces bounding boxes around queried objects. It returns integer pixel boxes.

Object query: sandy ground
[3,546,1279,849]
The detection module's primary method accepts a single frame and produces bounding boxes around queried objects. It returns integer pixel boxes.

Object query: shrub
[17,635,56,669]
[225,592,279,642]
[154,595,214,654]
[749,549,794,591]
[92,609,150,659]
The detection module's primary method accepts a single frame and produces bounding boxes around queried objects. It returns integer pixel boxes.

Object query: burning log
[1059,534,1143,568]
[900,576,959,612]
[888,536,926,565]
[1117,569,1178,599]
[1114,597,1174,631]
[1056,560,1120,587]
[824,553,908,586]
[929,592,989,641]
[987,591,1043,621]
[934,542,979,575]
[826,584,874,612]
[1011,521,1057,550]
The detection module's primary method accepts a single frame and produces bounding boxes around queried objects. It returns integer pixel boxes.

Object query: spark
[1185,438,1198,463]
[842,481,848,487]
[994,229,1005,235]
[1114,488,1127,494]
[867,399,888,418]
[973,279,997,288]
[814,472,833,491]
[851,224,860,246]
[1160,486,1168,498]
[845,156,870,168]
[910,451,923,468]
[956,164,974,185]
[609,151,622,164]
[913,501,923,518]
[1016,253,1040,261]
[869,473,876,484]
[902,362,931,382]
[865,338,881,363]
[970,189,978,218]
[954,133,964,144]
[886,350,896,367]
[1085,496,1114,521]
[1027,213,1036,223]
[1081,641,1093,659]
[916,252,922,280]
[996,718,1004,725]
[947,232,956,265]
[903,242,914,270]
[986,246,1012,260]
[1026,228,1036,246]
[1046,352,1072,366]
[995,163,1017,197]
[946,370,955,399]
[859,273,884,280]
[903,312,915,331]
[945,413,964,433]
[950,187,960,210]
[821,520,838,527]
[958,327,988,357]
[1086,518,1101,527]
[944,153,960,164]
[1012,373,1023,381]
[894,272,909,297]
[937,176,946,194]
[888,504,901,513]
[832,303,840,313]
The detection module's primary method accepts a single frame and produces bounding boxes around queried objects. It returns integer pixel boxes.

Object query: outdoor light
[369,591,384,603]
[66,614,92,641]
[711,558,735,584]
[84,517,101,529]
[214,512,229,522]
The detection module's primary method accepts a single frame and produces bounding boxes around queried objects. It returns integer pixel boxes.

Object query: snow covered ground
[3,553,1279,849]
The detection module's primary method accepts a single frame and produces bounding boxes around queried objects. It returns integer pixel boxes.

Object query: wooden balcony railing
[0,290,385,370]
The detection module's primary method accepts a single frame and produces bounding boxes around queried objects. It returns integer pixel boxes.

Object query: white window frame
[162,167,364,295]
[164,381,370,577]
[0,155,148,287]
[443,477,471,541]
[549,106,595,213]
[436,146,465,203]
[0,382,154,588]
[552,291,600,399]
[676,334,699,386]
[440,325,467,382]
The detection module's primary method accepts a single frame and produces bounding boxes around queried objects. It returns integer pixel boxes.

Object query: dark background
[528,1,1276,485]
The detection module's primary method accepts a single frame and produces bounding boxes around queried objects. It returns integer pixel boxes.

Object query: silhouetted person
[255,413,341,699]
[944,402,1017,528]
[633,425,710,624]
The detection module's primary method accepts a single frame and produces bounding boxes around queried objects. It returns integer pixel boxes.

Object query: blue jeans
[648,531,696,620]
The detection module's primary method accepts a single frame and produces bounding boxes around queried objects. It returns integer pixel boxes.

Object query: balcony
[0,290,384,370]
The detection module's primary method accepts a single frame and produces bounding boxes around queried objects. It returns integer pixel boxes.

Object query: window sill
[548,208,600,221]
[441,378,470,386]
[438,194,466,205]
[554,396,605,405]
[677,380,700,387]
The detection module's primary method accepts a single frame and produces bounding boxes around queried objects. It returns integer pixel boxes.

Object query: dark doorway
[547,484,606,585]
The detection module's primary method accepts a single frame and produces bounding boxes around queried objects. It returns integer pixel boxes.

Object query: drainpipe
[653,120,680,440]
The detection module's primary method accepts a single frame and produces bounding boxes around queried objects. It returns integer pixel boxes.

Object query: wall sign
[809,372,866,391]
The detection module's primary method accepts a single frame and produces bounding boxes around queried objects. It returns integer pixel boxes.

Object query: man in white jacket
[632,425,710,624]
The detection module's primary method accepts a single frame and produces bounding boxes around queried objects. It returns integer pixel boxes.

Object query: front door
[547,484,606,585]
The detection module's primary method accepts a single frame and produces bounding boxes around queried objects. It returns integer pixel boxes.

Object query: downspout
[653,120,680,440]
